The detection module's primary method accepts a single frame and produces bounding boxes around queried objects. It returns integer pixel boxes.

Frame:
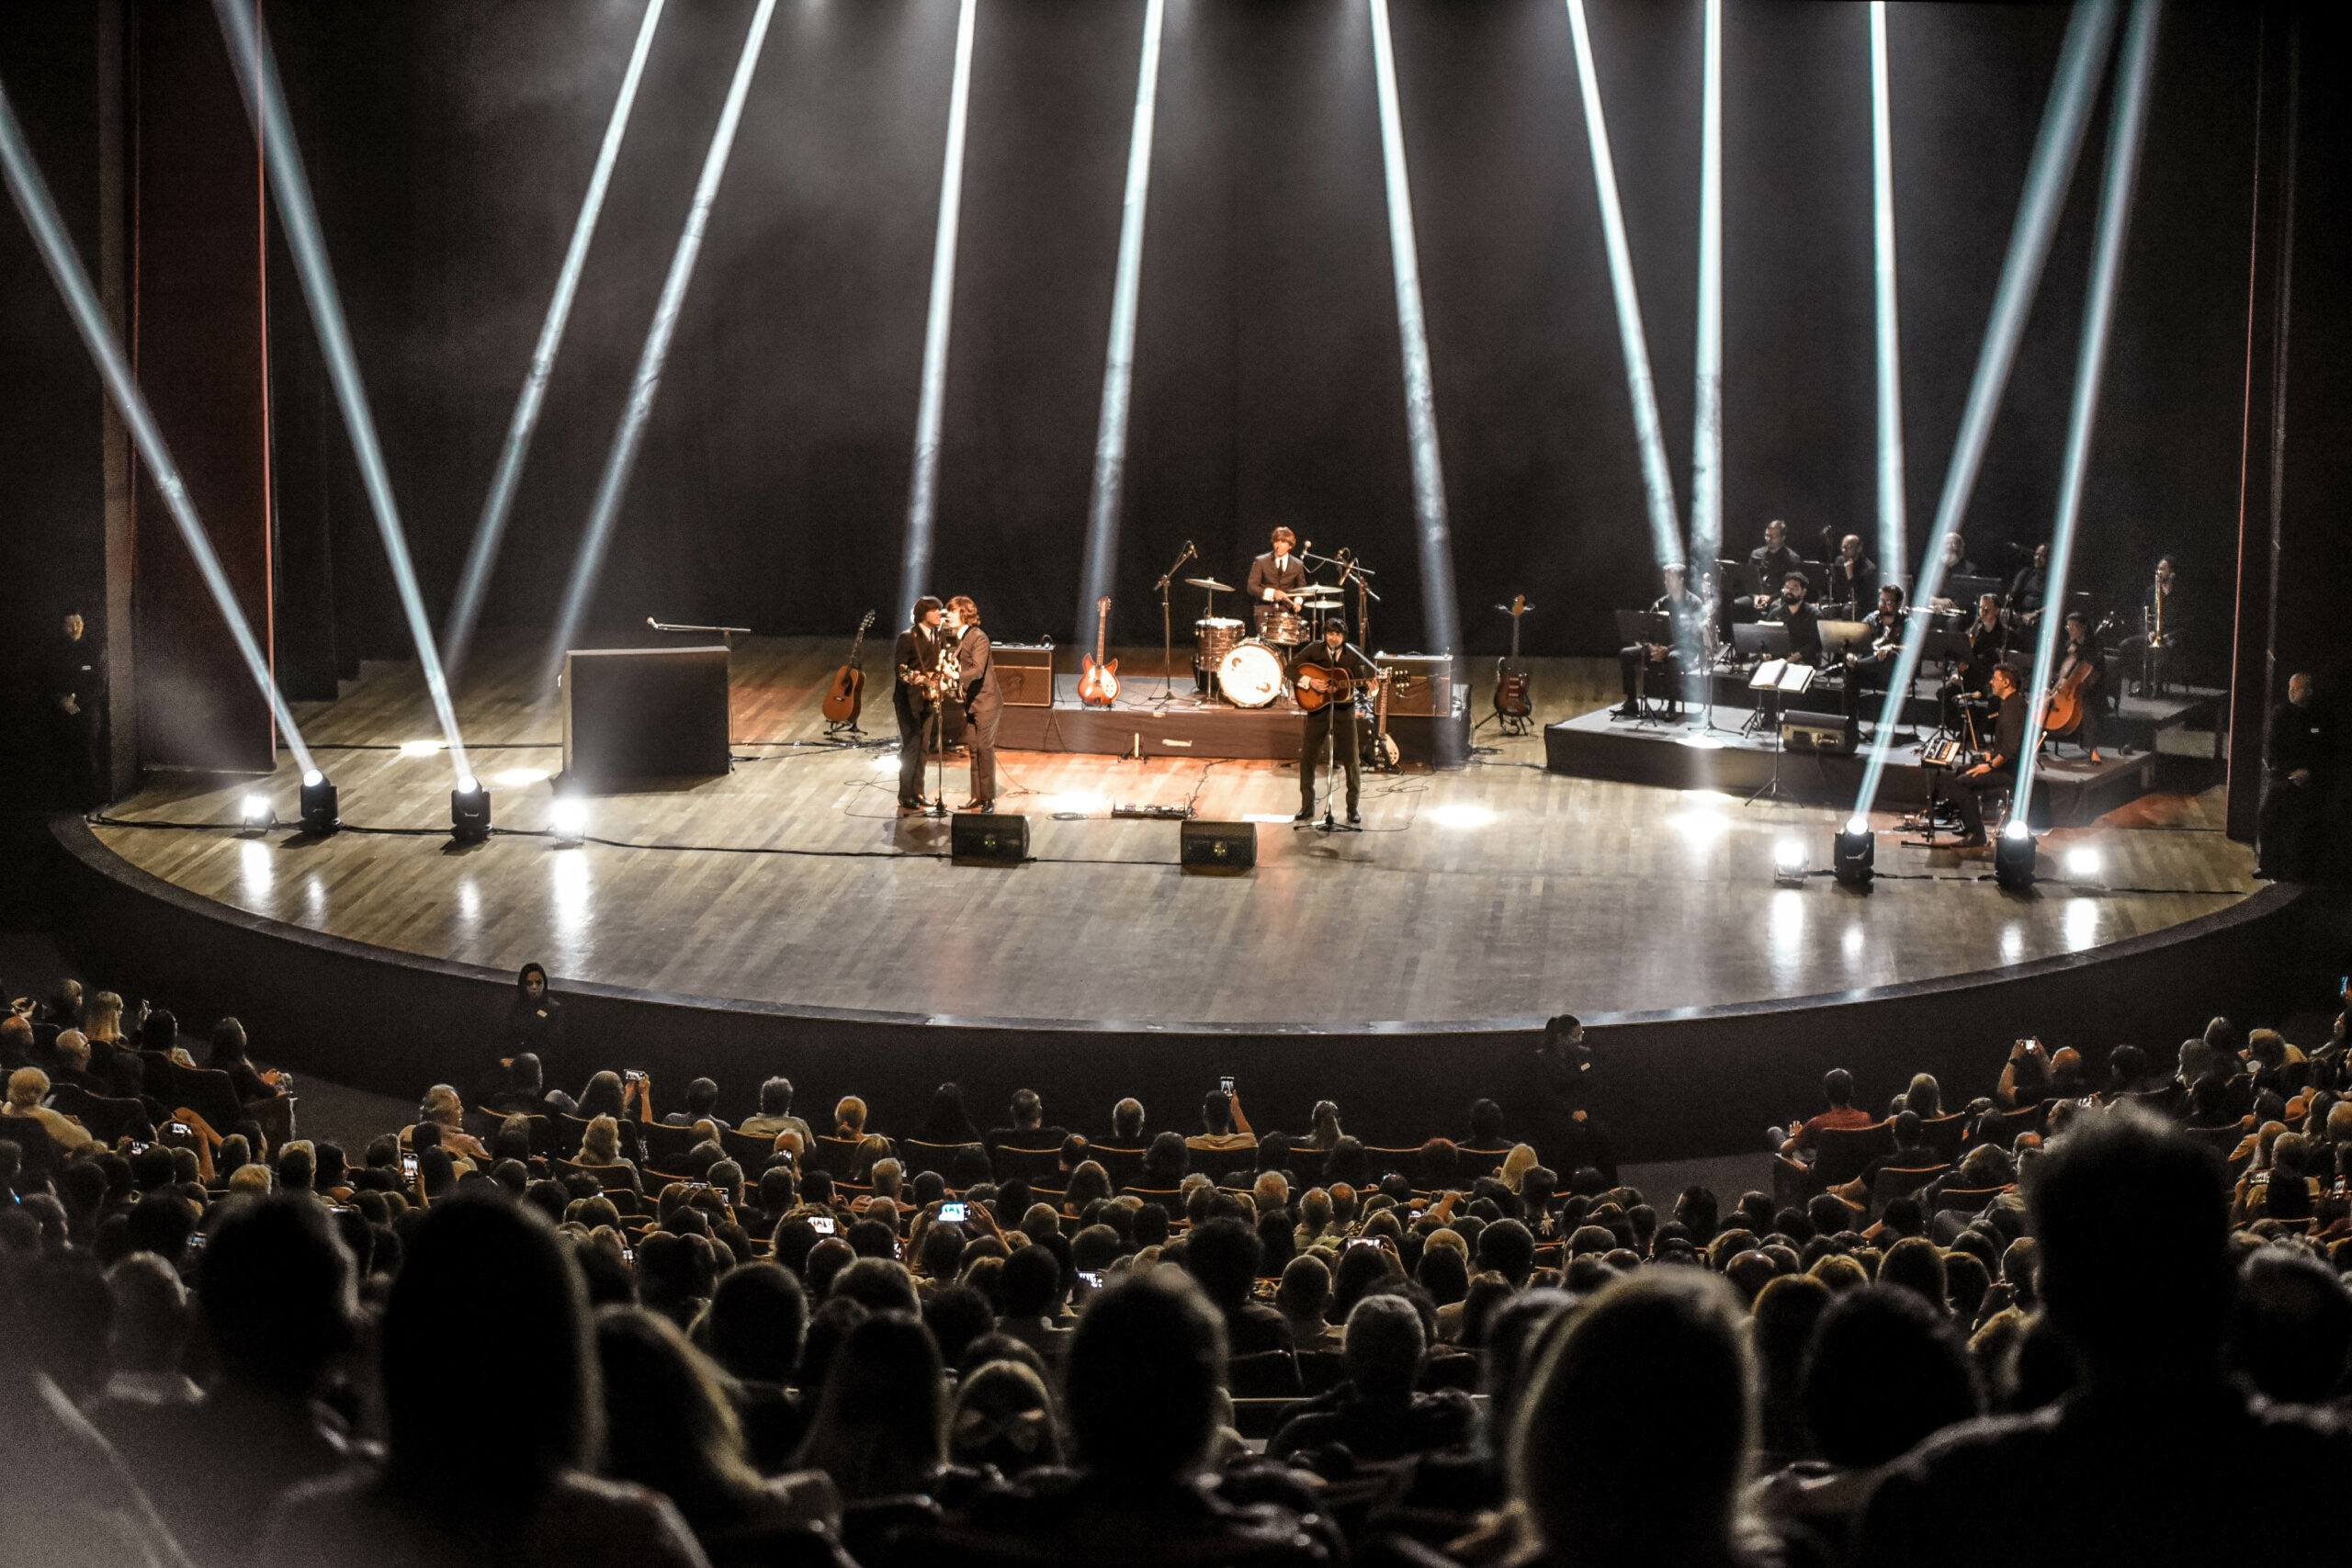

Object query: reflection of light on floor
[495,767,549,787]
[552,853,591,963]
[303,875,327,928]
[2064,897,2099,952]
[1046,793,1107,816]
[1684,790,1735,806]
[2000,923,2024,964]
[400,739,444,758]
[1843,923,1865,962]
[1666,807,1728,842]
[1429,803,1496,829]
[1675,734,1727,750]
[458,879,481,926]
[239,840,271,902]
[1768,888,1805,987]
[1243,812,1295,825]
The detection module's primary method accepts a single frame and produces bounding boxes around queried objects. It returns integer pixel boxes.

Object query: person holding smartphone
[1186,1083,1257,1162]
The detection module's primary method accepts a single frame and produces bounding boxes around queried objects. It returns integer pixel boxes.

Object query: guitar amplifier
[1782,709,1860,754]
[1179,820,1256,874]
[994,642,1056,707]
[951,813,1029,864]
[1374,653,1464,717]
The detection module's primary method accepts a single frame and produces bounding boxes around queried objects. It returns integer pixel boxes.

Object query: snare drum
[1192,617,1245,693]
[1260,608,1309,647]
[1216,639,1287,708]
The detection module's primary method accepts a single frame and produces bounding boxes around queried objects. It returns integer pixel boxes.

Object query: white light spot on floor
[2000,924,2024,964]
[2064,897,2099,952]
[1429,803,1496,829]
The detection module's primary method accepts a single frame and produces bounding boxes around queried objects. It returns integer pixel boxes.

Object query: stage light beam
[1869,1,1907,584]
[1073,0,1167,646]
[2015,0,2162,829]
[1566,0,1683,574]
[896,0,980,622]
[1849,0,2120,821]
[1690,0,1724,572]
[211,0,473,788]
[1370,0,1462,656]
[545,0,778,693]
[443,0,668,682]
[0,74,318,779]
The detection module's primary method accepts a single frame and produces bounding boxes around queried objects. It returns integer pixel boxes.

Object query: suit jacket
[1765,598,1821,665]
[1246,552,1306,604]
[1828,556,1879,616]
[949,627,1001,712]
[1291,640,1379,710]
[893,626,937,696]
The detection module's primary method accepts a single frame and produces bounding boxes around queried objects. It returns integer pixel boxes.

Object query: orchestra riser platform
[1544,706,2159,827]
[1678,671,2222,755]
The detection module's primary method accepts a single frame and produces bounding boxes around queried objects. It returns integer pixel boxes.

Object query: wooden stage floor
[89,637,2257,1030]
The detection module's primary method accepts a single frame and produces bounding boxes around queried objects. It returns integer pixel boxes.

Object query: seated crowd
[6,980,2352,1568]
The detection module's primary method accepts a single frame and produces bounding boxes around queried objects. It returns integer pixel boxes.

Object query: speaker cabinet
[1373,652,1464,716]
[1781,708,1860,754]
[561,646,732,781]
[1179,819,1257,874]
[994,643,1057,707]
[951,813,1029,864]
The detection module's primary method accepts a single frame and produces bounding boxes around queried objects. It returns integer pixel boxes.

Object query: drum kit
[1182,576,1342,708]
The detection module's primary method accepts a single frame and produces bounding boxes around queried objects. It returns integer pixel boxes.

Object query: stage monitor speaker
[951,813,1029,864]
[1179,819,1256,874]
[562,646,731,781]
[1374,653,1464,716]
[1781,708,1860,754]
[994,643,1057,707]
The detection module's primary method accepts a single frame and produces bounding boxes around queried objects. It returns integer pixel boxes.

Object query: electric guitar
[1494,596,1533,721]
[1077,597,1119,707]
[1369,669,1405,771]
[821,609,876,725]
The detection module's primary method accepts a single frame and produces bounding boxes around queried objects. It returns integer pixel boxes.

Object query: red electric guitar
[1077,597,1120,707]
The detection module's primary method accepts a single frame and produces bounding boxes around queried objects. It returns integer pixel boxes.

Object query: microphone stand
[1153,543,1196,705]
[647,616,752,641]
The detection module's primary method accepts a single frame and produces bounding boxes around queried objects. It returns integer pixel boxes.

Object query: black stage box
[1179,819,1257,874]
[1374,652,1466,716]
[994,643,1056,707]
[951,813,1029,864]
[562,646,731,781]
[1782,708,1860,754]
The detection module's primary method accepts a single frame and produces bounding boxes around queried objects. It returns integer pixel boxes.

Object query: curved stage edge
[51,816,2306,1163]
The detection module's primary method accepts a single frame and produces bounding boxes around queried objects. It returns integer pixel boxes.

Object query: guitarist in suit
[944,595,1001,811]
[1246,527,1308,641]
[1291,620,1377,825]
[892,597,944,811]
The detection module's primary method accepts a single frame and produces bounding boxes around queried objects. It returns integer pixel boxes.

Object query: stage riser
[50,817,2305,1165]
[993,699,1469,766]
[1544,723,2158,828]
[1688,672,2216,752]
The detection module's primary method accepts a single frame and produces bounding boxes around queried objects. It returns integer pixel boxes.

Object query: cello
[2041,615,2116,740]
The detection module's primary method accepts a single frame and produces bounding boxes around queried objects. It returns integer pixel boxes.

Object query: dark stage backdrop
[67,2,2339,688]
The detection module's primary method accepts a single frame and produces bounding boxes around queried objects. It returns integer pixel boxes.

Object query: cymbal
[1185,577,1236,592]
[1295,598,1342,611]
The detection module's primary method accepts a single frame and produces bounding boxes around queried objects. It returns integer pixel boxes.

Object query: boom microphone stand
[1153,542,1195,706]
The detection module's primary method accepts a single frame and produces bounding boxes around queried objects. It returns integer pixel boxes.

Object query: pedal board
[1112,803,1193,819]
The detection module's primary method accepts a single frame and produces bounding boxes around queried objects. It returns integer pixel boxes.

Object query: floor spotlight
[239,794,274,836]
[299,771,339,837]
[1772,838,1810,887]
[451,778,492,845]
[549,797,589,845]
[1834,817,1874,887]
[1995,818,2036,891]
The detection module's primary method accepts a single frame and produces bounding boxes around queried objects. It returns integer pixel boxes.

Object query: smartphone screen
[1078,1269,1105,1289]
[808,1214,836,1235]
[940,1201,968,1223]
[401,1152,419,1179]
[1219,1075,1235,1095]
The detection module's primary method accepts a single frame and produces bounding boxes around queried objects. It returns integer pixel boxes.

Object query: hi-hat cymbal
[1295,597,1342,611]
[1185,577,1236,592]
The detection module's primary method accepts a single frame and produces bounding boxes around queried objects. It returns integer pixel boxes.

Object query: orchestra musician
[2052,609,2107,763]
[1826,535,1878,620]
[1951,664,2027,848]
[1939,592,2007,735]
[942,595,1001,812]
[1615,563,1703,718]
[2007,542,2052,626]
[1928,532,1980,611]
[2138,555,2178,695]
[1759,570,1821,666]
[1292,619,1376,826]
[1246,528,1309,641]
[892,596,944,811]
[1746,520,1803,612]
[1840,583,1906,724]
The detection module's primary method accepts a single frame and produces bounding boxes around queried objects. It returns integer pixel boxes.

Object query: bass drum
[1216,639,1287,709]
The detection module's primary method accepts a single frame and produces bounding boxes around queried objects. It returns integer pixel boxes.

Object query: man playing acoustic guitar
[1291,619,1377,826]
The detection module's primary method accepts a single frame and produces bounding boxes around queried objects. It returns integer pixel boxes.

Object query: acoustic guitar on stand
[1077,597,1120,707]
[821,609,876,730]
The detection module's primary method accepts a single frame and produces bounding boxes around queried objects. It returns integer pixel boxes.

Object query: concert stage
[52,640,2288,1161]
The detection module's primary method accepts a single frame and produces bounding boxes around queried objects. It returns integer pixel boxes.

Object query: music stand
[1612,610,1675,727]
[1745,661,1816,807]
[1733,624,1790,736]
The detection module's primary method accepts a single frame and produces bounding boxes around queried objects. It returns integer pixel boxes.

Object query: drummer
[1246,528,1309,644]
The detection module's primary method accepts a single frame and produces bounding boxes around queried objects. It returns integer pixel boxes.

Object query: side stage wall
[53,817,2310,1164]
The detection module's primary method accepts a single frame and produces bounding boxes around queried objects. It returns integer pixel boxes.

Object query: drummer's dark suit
[1246,551,1307,640]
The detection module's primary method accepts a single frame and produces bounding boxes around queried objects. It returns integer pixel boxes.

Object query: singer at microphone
[1247,526,1310,646]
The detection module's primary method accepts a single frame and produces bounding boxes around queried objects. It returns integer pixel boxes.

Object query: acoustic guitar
[1494,596,1533,723]
[1293,661,1354,712]
[1077,597,1120,707]
[821,610,876,726]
